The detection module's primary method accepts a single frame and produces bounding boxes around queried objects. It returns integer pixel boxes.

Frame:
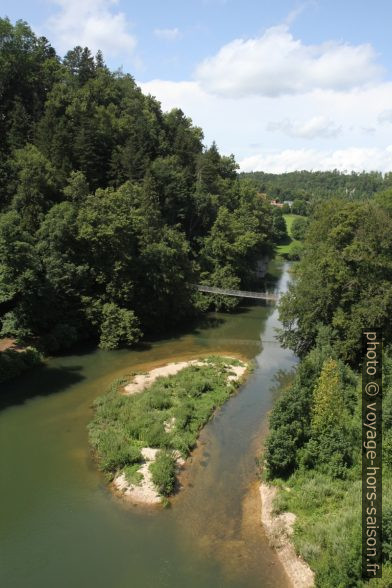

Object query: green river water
[0,260,297,588]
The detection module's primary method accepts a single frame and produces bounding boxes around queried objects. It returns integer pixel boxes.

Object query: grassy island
[88,356,247,502]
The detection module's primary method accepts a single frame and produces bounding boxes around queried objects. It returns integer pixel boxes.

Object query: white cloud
[45,0,137,62]
[140,78,392,173]
[239,147,392,174]
[378,109,392,124]
[195,25,384,97]
[267,115,341,139]
[153,27,182,41]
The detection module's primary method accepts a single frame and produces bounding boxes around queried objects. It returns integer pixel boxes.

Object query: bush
[99,303,142,350]
[286,241,303,260]
[0,347,42,383]
[90,426,143,473]
[142,422,170,448]
[291,217,309,240]
[149,450,177,496]
[265,424,299,478]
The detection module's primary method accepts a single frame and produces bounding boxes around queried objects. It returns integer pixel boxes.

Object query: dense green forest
[0,18,283,354]
[241,170,391,203]
[265,193,392,586]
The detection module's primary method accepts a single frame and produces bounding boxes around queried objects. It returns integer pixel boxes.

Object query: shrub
[291,217,310,240]
[265,424,299,478]
[286,242,303,260]
[149,450,177,496]
[93,428,142,472]
[142,422,170,448]
[99,303,141,350]
[0,347,42,383]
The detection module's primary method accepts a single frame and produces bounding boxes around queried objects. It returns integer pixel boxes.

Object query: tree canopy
[0,18,278,351]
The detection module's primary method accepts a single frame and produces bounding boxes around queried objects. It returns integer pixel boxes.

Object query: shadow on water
[268,367,297,402]
[0,364,85,412]
[46,338,153,359]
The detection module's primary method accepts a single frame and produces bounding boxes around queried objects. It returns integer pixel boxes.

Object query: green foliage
[0,18,60,158]
[265,321,392,586]
[311,358,345,433]
[0,22,277,351]
[279,199,392,363]
[149,451,177,496]
[99,303,141,350]
[0,210,40,307]
[272,469,392,587]
[276,214,303,259]
[88,357,245,493]
[63,170,90,202]
[284,241,303,261]
[265,332,348,478]
[123,464,143,486]
[271,207,288,243]
[0,347,42,383]
[196,266,241,312]
[290,217,309,240]
[275,472,364,587]
[241,169,384,203]
[291,198,308,216]
[265,424,299,478]
[100,439,142,473]
[262,170,392,586]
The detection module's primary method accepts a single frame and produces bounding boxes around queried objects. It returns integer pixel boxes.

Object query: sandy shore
[124,358,247,396]
[124,360,203,395]
[113,448,162,505]
[260,483,314,588]
[114,357,247,505]
[0,338,24,352]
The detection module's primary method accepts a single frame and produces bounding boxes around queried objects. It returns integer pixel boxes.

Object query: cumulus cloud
[140,78,392,173]
[195,25,384,97]
[153,27,182,41]
[45,0,137,61]
[267,115,341,139]
[239,146,392,174]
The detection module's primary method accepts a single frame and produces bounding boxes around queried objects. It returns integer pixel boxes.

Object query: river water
[0,261,296,588]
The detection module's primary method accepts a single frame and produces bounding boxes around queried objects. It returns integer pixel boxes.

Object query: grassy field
[276,213,303,257]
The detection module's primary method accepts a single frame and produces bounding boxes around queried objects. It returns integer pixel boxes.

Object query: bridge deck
[195,285,278,301]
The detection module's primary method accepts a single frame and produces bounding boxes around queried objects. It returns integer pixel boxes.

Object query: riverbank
[260,483,314,588]
[89,355,248,506]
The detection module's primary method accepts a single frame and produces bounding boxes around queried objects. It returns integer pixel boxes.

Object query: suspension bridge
[194,285,278,301]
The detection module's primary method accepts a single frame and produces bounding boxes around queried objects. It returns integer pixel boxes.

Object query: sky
[3,0,392,173]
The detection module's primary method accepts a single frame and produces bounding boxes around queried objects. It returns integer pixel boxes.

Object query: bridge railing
[194,284,278,301]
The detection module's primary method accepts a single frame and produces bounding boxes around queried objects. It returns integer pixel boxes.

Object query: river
[0,260,297,588]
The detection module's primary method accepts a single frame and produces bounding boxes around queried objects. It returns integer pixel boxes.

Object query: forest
[0,18,283,355]
[265,193,392,587]
[241,169,391,202]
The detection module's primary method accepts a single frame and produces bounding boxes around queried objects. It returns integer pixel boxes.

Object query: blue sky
[3,1,392,172]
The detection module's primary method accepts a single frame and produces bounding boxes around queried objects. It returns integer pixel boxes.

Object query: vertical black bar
[362,329,382,579]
